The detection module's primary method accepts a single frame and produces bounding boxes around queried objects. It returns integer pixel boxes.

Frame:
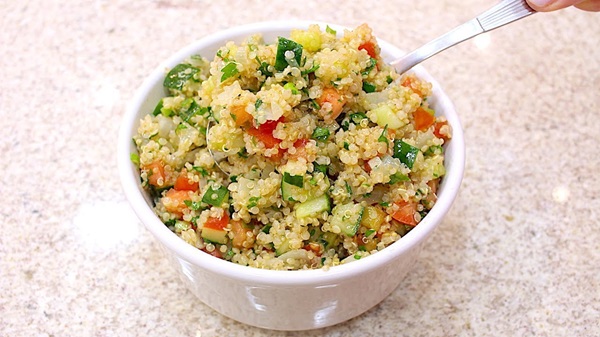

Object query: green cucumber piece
[295,194,331,218]
[330,202,364,236]
[201,227,228,244]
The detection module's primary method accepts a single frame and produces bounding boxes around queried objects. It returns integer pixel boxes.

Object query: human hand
[527,0,600,11]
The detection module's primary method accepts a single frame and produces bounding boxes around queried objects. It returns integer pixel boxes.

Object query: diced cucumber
[319,231,340,250]
[275,238,291,256]
[295,194,331,218]
[330,202,364,237]
[201,227,228,244]
[371,105,403,129]
[281,173,308,202]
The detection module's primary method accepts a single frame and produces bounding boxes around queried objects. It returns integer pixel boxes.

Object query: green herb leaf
[343,142,350,150]
[152,99,164,116]
[261,224,272,233]
[283,82,299,95]
[362,82,376,93]
[311,126,330,141]
[184,200,203,211]
[201,185,229,207]
[164,63,199,90]
[361,58,377,76]
[386,75,393,84]
[254,98,263,110]
[301,63,319,75]
[393,140,420,169]
[179,98,207,123]
[379,201,390,207]
[313,163,328,174]
[365,229,376,237]
[192,166,209,177]
[275,37,303,71]
[221,62,239,82]
[326,25,337,35]
[257,59,273,77]
[389,172,410,184]
[345,181,352,195]
[378,125,389,144]
[283,172,304,188]
[349,112,367,124]
[248,196,261,208]
[230,175,238,183]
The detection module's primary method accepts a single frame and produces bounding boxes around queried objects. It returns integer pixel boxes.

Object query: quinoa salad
[131,24,452,270]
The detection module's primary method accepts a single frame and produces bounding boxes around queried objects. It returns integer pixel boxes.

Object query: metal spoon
[206,0,536,174]
[391,0,536,73]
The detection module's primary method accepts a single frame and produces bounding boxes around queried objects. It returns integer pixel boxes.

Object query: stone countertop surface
[2,0,599,336]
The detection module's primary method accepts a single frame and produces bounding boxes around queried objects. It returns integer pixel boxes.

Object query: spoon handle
[391,0,536,73]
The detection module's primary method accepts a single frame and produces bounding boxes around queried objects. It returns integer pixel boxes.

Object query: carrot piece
[145,160,166,187]
[433,121,451,141]
[163,189,192,216]
[317,87,346,121]
[230,104,253,127]
[413,107,436,131]
[391,201,418,226]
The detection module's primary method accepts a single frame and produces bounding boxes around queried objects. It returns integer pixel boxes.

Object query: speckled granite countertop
[2,0,599,336]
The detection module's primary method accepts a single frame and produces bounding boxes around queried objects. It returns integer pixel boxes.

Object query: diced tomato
[289,138,309,159]
[391,201,418,226]
[358,41,377,59]
[174,170,199,191]
[163,189,192,216]
[247,118,283,149]
[204,213,230,231]
[145,161,166,187]
[230,104,253,127]
[317,87,346,122]
[304,242,322,256]
[413,107,436,131]
[202,247,223,259]
[364,160,372,173]
[433,121,450,141]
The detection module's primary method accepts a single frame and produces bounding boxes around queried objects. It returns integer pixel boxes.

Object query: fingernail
[527,0,554,7]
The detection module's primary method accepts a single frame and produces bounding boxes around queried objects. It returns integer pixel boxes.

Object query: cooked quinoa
[132,24,452,270]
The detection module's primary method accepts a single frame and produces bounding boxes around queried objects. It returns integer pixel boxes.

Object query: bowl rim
[118,20,465,286]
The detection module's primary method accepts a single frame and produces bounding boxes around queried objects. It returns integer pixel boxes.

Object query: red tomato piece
[204,213,230,231]
[174,170,199,191]
[391,201,418,226]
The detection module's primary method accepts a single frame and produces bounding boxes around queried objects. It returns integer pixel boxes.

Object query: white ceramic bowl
[118,21,465,331]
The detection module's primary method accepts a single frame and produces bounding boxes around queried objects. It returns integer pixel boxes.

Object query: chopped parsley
[283,172,303,188]
[220,62,239,82]
[312,127,330,141]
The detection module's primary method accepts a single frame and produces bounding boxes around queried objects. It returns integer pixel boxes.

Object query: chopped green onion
[201,185,229,207]
[283,172,303,188]
[311,127,330,141]
[275,37,303,71]
[393,140,420,169]
[164,63,199,90]
[310,99,320,110]
[220,62,239,82]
